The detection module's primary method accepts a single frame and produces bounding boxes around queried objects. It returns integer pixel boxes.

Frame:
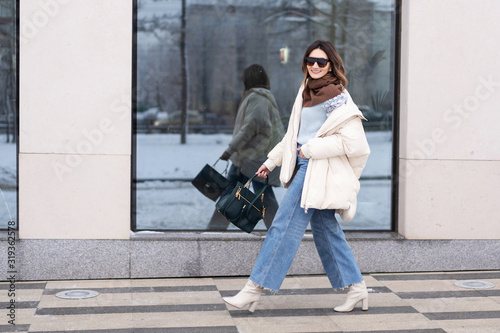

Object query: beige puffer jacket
[263,86,370,222]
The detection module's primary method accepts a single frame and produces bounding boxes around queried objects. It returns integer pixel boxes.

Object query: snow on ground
[135,131,393,230]
[0,140,16,227]
[1,131,393,230]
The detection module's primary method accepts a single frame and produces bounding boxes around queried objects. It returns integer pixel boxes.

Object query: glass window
[0,0,17,230]
[134,0,396,231]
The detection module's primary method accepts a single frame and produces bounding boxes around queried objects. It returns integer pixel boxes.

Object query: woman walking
[223,40,370,313]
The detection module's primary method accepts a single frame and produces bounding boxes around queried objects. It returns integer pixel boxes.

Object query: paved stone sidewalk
[1,271,499,332]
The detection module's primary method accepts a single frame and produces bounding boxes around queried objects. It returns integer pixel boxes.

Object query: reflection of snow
[0,142,16,188]
[136,132,393,231]
[0,188,15,227]
[0,141,16,227]
[135,179,391,231]
[136,131,392,179]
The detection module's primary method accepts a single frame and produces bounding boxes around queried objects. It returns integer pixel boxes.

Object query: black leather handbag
[215,175,269,233]
[191,159,230,201]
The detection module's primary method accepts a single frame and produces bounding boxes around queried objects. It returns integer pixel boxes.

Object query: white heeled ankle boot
[334,280,368,312]
[223,280,263,313]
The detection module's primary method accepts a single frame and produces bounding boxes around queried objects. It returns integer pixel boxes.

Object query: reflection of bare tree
[180,0,187,143]
[264,0,392,110]
[136,0,181,113]
[137,0,395,131]
[0,0,17,144]
[137,0,190,143]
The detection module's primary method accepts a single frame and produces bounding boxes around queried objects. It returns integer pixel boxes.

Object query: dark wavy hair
[242,64,270,91]
[301,40,348,90]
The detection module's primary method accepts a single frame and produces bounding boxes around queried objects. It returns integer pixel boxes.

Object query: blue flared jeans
[249,154,363,292]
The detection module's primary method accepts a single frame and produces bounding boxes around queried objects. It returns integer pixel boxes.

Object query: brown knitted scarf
[302,73,343,107]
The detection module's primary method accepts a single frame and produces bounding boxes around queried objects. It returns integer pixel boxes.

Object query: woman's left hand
[297,147,307,158]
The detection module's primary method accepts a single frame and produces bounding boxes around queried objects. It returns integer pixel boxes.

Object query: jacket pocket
[326,156,359,209]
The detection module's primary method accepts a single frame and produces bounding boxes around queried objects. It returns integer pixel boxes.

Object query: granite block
[15,239,130,280]
[1,232,499,281]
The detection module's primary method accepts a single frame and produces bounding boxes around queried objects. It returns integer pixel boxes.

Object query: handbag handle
[243,174,269,189]
[212,158,229,177]
[242,174,270,218]
[244,174,270,205]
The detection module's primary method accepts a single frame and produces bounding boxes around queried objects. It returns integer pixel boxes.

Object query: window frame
[0,0,20,231]
[130,0,402,233]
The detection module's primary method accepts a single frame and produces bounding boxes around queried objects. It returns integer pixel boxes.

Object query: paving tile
[345,328,446,333]
[280,275,333,289]
[20,328,237,333]
[0,301,38,309]
[37,290,222,308]
[43,285,218,296]
[407,296,500,313]
[230,306,417,318]
[373,271,500,281]
[28,313,136,332]
[397,290,486,299]
[35,303,226,316]
[45,279,132,290]
[0,282,46,290]
[372,272,449,279]
[29,311,235,332]
[213,277,251,291]
[480,289,500,297]
[362,275,386,287]
[233,315,341,333]
[37,294,128,309]
[490,296,500,304]
[131,311,236,329]
[129,277,216,287]
[443,271,500,280]
[7,288,44,303]
[423,310,500,320]
[435,318,500,333]
[330,313,438,332]
[381,279,465,293]
[0,308,37,325]
[0,324,30,333]
[360,292,410,308]
[129,290,223,304]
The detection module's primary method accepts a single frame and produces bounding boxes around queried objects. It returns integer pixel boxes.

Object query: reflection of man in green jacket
[208,64,285,230]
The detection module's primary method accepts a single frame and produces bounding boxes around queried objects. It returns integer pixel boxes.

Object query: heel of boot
[248,301,258,313]
[362,298,368,311]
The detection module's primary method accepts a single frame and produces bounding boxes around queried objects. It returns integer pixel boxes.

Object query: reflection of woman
[223,40,371,313]
[207,64,284,230]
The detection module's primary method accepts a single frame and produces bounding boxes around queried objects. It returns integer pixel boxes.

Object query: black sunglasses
[305,57,329,68]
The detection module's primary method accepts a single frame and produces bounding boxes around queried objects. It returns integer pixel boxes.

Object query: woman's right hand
[256,164,270,178]
[220,151,231,161]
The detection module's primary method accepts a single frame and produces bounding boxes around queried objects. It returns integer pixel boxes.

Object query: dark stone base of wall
[2,231,499,281]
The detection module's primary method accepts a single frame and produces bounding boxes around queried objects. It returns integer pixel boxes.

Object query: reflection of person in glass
[223,40,371,313]
[207,64,285,230]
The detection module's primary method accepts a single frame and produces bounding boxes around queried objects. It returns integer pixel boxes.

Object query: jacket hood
[244,88,279,110]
